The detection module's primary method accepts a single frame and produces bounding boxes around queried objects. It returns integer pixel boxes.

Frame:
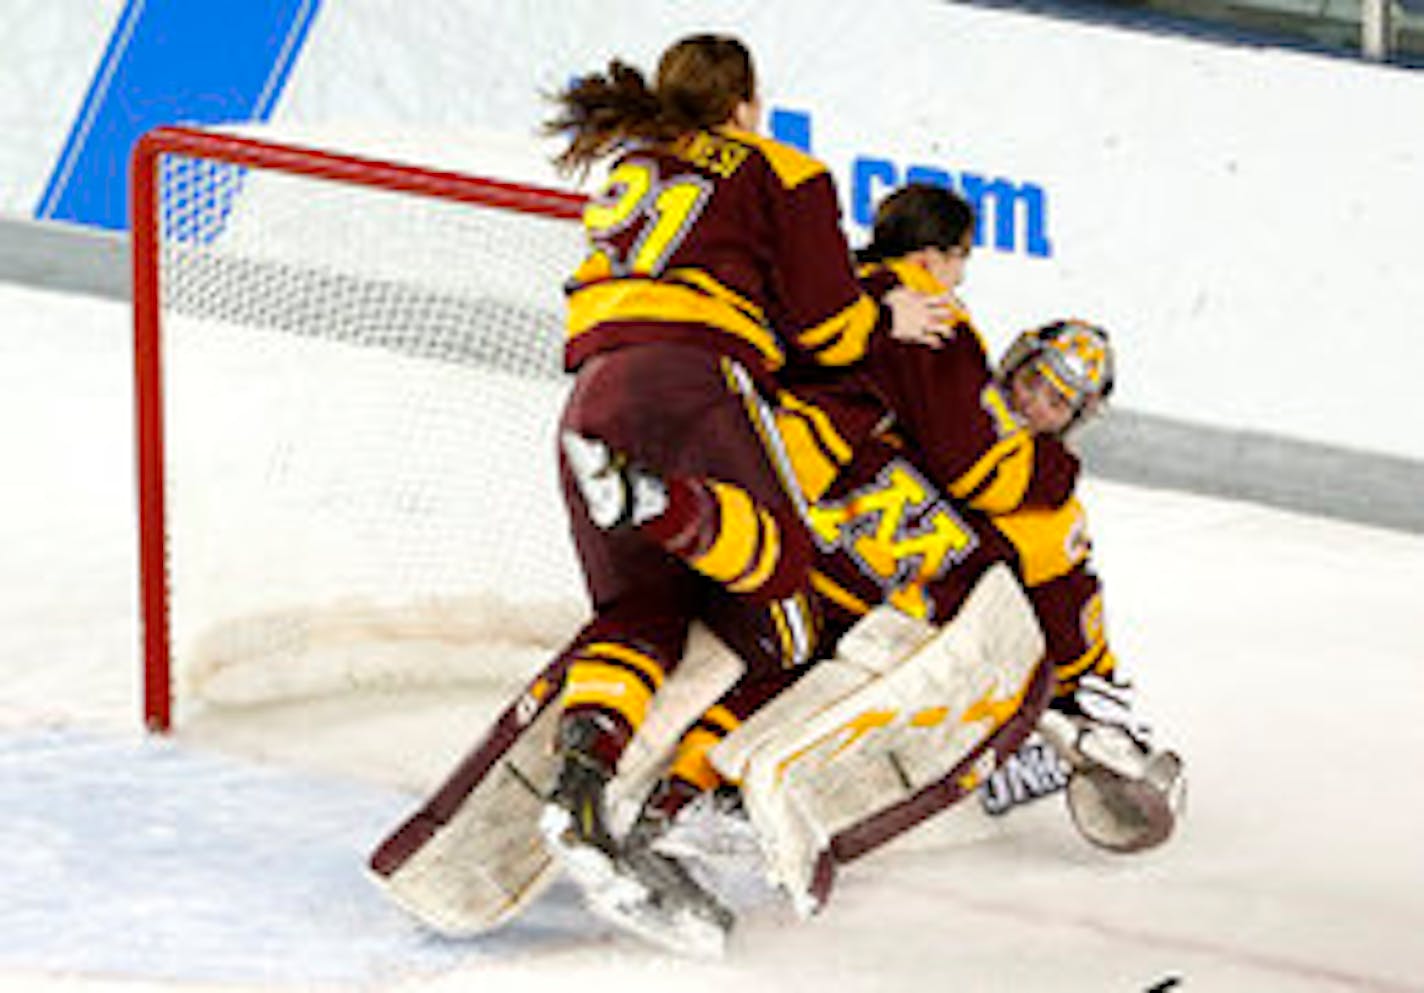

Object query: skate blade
[540,806,730,957]
[537,805,639,899]
[586,881,730,959]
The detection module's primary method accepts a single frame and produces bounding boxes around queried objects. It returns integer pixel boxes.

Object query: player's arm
[1028,560,1186,853]
[867,325,1080,515]
[757,151,946,367]
[768,168,877,364]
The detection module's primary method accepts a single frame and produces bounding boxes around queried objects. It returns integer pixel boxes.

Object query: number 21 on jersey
[583,159,712,276]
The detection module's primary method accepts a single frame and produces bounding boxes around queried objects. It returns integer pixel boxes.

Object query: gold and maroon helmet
[999,319,1115,431]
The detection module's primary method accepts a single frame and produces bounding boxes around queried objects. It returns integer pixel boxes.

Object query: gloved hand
[1039,672,1185,853]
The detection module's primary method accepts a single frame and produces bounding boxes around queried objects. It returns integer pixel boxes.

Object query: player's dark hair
[857,184,975,264]
[546,34,757,176]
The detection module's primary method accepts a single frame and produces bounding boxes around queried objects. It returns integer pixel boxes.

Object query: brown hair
[545,34,756,176]
[857,184,975,264]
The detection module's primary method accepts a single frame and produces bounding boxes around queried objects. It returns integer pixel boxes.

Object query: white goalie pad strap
[831,603,940,677]
[712,564,1045,909]
[369,624,744,935]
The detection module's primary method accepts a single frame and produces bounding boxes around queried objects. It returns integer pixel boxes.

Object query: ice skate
[538,716,625,898]
[593,797,737,958]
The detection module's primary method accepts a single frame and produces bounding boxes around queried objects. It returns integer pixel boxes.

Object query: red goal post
[131,126,590,732]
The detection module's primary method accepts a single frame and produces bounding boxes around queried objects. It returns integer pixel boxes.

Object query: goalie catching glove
[1037,671,1186,853]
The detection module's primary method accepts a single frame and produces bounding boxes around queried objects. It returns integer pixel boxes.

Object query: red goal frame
[130,125,586,732]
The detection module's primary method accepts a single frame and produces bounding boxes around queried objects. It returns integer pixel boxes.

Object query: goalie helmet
[999,320,1115,433]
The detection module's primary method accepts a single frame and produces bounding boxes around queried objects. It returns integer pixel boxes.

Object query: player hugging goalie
[367,36,1185,959]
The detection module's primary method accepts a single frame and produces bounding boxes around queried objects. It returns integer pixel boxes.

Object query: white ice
[2,281,1422,993]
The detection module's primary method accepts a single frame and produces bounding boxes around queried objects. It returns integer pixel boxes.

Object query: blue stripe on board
[36,0,322,231]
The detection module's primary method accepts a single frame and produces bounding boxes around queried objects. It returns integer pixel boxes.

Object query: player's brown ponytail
[547,34,757,176]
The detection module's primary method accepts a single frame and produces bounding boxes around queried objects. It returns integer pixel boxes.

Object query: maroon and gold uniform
[777,258,1116,700]
[565,126,878,381]
[653,260,1098,791]
[998,499,1117,699]
[780,259,1079,518]
[557,126,876,755]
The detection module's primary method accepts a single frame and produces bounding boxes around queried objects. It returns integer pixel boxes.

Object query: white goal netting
[142,129,590,719]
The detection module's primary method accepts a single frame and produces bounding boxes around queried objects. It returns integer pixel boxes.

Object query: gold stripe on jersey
[665,267,767,328]
[1053,643,1117,697]
[731,594,816,670]
[569,250,614,287]
[719,125,828,188]
[779,391,853,463]
[689,481,780,595]
[581,641,666,691]
[722,358,812,524]
[880,260,985,347]
[775,389,854,503]
[669,704,743,789]
[1093,649,1117,680]
[994,498,1091,587]
[794,293,878,366]
[567,279,784,368]
[810,569,872,617]
[563,660,655,730]
[768,599,798,667]
[948,431,1035,515]
[777,410,840,502]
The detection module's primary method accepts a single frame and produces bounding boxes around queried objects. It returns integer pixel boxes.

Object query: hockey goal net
[132,126,591,732]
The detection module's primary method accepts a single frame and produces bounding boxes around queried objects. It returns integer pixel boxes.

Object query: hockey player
[610,189,1183,945]
[365,184,1179,955]
[577,184,1087,944]
[992,325,1185,855]
[628,183,1081,834]
[609,318,1184,953]
[528,35,956,928]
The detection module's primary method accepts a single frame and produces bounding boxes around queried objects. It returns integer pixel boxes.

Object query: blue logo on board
[770,107,1053,258]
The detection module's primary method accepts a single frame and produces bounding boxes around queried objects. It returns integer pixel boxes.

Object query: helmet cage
[1000,320,1115,432]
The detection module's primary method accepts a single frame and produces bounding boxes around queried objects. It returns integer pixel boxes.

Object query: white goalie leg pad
[710,607,934,784]
[711,563,1045,912]
[369,694,565,936]
[369,624,744,935]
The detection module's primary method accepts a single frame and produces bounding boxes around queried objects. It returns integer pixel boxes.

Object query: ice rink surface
[2,281,1422,992]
